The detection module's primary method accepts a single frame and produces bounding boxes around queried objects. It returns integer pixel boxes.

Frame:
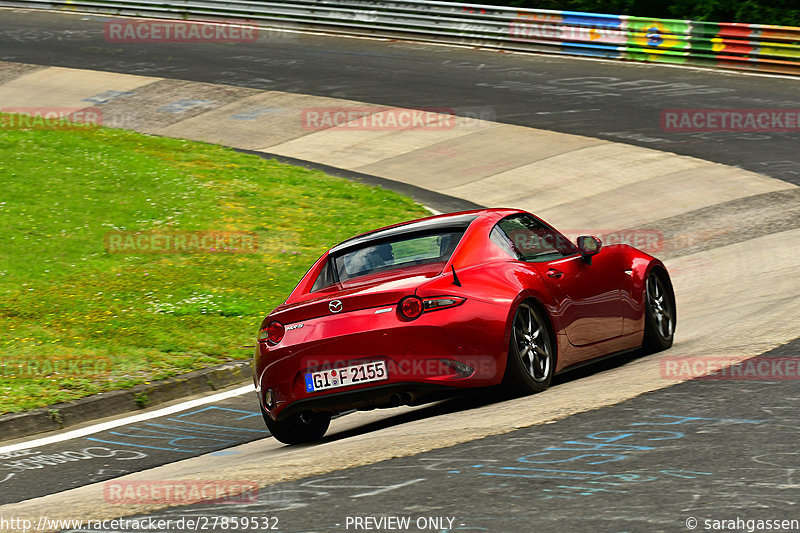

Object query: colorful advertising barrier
[508,10,800,73]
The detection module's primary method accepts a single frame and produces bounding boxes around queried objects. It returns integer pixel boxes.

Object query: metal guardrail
[2,0,799,75]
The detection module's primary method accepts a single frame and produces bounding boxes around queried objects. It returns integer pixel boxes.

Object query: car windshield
[322,229,466,286]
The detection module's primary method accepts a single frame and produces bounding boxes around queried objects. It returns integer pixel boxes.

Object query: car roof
[328,208,523,254]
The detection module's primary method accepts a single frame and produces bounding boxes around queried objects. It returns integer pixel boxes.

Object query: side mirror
[576,235,602,263]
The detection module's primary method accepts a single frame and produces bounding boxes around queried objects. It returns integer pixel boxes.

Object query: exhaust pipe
[390,392,414,407]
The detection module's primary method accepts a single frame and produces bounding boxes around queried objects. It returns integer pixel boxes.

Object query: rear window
[312,229,466,290]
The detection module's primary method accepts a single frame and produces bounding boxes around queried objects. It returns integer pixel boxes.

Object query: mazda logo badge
[329,300,343,313]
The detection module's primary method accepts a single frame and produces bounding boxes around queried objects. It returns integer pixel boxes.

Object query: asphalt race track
[1,9,800,186]
[0,394,267,504]
[3,340,799,531]
[0,349,695,506]
[1,7,800,533]
[75,339,800,533]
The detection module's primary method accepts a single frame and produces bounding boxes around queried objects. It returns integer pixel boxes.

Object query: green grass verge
[0,117,428,414]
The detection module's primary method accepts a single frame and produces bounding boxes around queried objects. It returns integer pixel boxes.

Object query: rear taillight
[400,296,465,320]
[400,297,424,319]
[423,297,465,311]
[259,321,285,345]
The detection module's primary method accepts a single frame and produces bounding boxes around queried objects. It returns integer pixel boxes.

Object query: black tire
[502,301,555,395]
[642,269,676,352]
[260,405,331,445]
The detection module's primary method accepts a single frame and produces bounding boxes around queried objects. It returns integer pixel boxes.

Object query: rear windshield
[312,229,466,290]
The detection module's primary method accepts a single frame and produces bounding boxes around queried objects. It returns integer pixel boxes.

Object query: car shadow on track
[312,347,654,445]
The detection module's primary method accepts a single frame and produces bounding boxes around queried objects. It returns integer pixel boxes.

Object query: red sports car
[254,208,675,444]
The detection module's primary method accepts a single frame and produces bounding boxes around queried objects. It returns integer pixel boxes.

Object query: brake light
[400,296,465,320]
[260,321,285,345]
[400,297,424,319]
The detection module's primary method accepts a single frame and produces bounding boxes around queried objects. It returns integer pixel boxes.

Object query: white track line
[0,385,254,455]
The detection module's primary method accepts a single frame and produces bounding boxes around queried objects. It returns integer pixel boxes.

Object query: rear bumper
[275,382,459,420]
[254,299,508,420]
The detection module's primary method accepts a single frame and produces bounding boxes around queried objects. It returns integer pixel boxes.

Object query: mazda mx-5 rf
[254,208,675,444]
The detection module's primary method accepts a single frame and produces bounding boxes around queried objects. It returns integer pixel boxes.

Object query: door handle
[546,269,564,279]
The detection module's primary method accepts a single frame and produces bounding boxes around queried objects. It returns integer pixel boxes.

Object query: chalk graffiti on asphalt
[85,406,263,453]
[370,414,764,501]
[0,446,146,484]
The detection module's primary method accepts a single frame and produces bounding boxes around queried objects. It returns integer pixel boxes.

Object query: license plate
[305,361,388,393]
